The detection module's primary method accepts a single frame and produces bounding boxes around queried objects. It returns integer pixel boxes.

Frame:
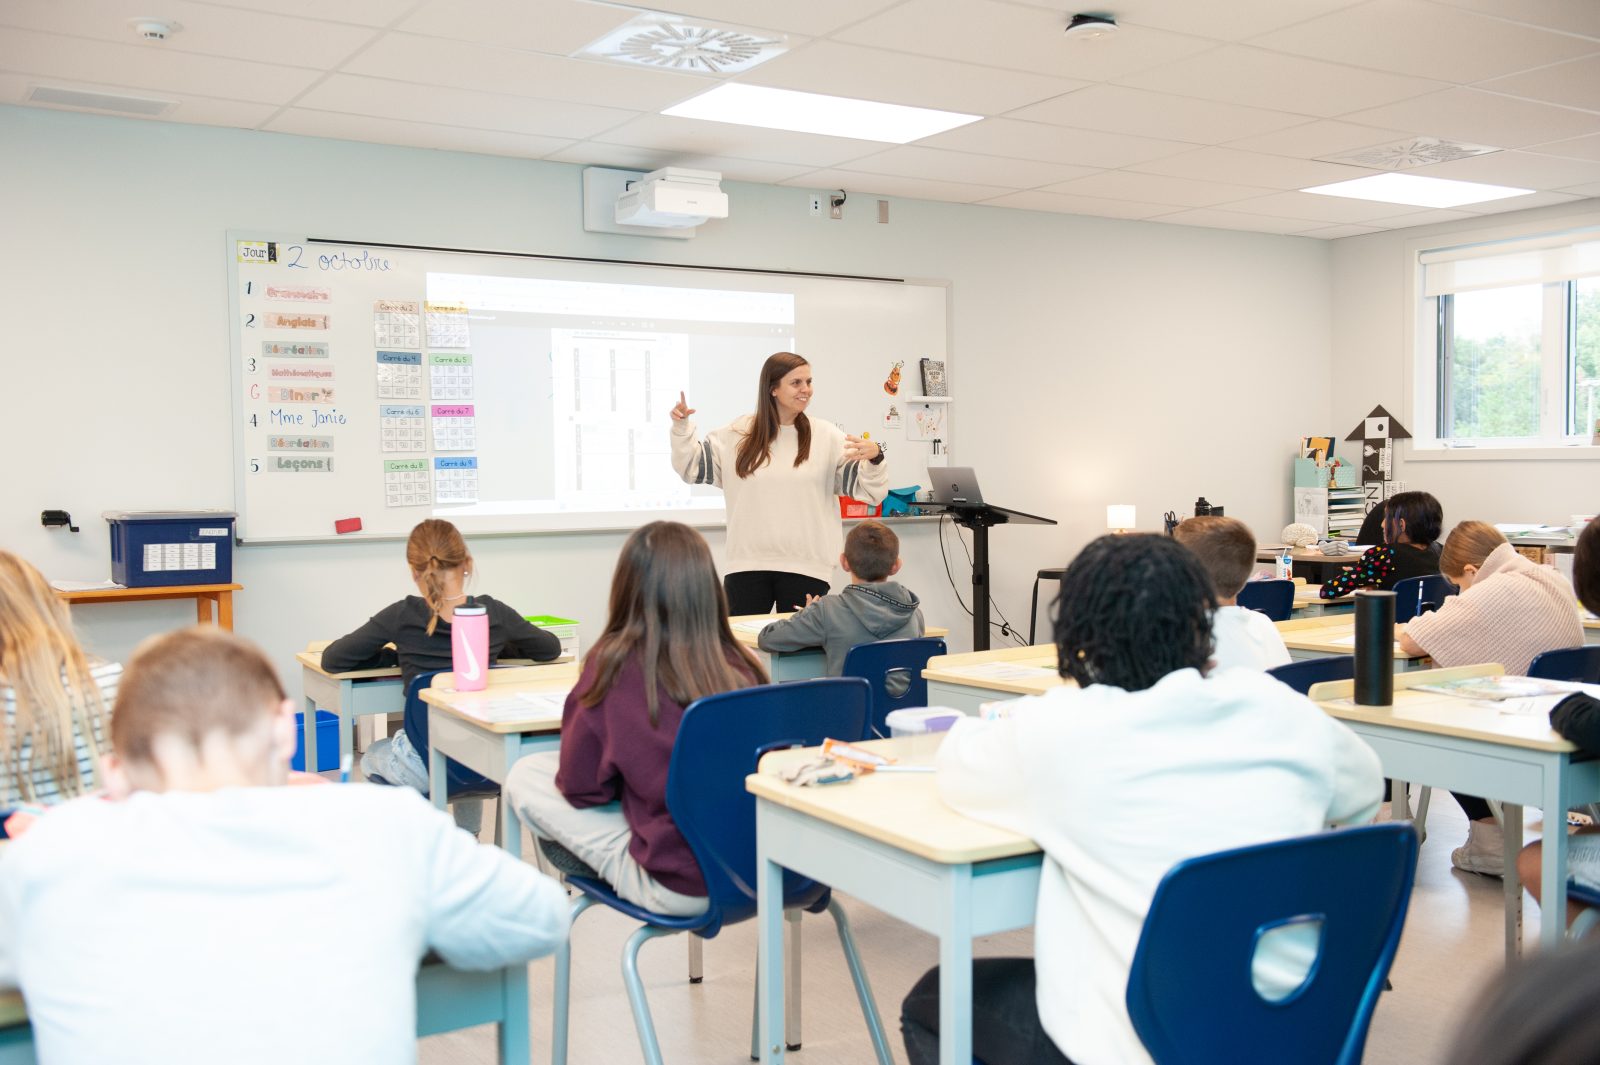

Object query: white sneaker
[1451,819,1504,877]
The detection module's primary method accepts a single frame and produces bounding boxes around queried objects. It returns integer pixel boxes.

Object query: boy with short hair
[0,627,569,1065]
[758,519,925,675]
[1173,515,1292,672]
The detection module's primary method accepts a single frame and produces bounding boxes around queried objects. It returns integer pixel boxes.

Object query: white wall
[1329,199,1600,528]
[2,104,1334,681]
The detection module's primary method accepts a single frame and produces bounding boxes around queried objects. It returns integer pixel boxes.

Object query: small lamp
[1106,504,1136,534]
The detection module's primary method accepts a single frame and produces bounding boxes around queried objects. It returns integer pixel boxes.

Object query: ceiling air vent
[577,13,787,76]
[1322,136,1500,171]
[26,85,174,117]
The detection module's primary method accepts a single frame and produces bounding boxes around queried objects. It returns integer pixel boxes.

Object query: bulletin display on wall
[227,233,951,543]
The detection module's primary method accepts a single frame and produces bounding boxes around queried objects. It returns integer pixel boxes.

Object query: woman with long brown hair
[670,351,889,614]
[505,521,768,915]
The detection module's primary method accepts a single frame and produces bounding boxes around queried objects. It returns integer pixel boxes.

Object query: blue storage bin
[291,710,339,773]
[104,510,236,588]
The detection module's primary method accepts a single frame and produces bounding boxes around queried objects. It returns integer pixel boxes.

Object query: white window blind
[1421,228,1600,296]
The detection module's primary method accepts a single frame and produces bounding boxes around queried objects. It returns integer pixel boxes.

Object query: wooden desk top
[55,583,241,603]
[1310,664,1578,753]
[747,737,1038,864]
[1295,583,1353,606]
[1274,616,1423,660]
[0,989,25,1030]
[922,645,1064,697]
[419,661,579,734]
[730,613,949,650]
[296,641,562,681]
[1258,547,1366,564]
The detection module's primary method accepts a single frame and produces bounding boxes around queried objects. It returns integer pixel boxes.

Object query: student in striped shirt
[0,551,117,809]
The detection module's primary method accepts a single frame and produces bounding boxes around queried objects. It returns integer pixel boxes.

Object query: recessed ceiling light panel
[578,13,787,76]
[662,84,981,144]
[1302,173,1533,209]
[1323,136,1501,171]
[26,85,174,116]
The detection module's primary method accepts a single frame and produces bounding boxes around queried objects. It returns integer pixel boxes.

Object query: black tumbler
[1354,589,1396,706]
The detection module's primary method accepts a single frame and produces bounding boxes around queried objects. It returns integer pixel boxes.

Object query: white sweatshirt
[0,784,570,1065]
[1210,605,1292,672]
[936,668,1383,1065]
[671,414,888,582]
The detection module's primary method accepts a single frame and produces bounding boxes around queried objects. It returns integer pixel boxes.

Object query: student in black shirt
[1320,491,1443,599]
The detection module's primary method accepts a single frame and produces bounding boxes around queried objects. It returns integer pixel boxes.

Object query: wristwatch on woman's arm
[870,442,887,465]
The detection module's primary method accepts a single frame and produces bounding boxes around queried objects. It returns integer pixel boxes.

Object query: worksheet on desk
[466,690,570,724]
[943,662,1058,682]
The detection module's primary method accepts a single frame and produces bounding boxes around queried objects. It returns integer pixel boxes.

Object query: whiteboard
[226,233,950,543]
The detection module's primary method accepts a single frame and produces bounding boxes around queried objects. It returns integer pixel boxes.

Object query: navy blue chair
[396,670,500,800]
[1236,579,1294,621]
[1267,654,1355,694]
[1529,646,1600,683]
[841,636,949,739]
[1126,823,1419,1065]
[1391,574,1456,624]
[550,677,892,1065]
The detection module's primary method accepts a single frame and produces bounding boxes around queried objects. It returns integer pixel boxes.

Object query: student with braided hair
[901,534,1382,1065]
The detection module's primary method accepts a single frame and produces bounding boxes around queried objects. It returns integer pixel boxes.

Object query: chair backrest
[840,637,949,739]
[1391,574,1456,623]
[664,678,870,936]
[1528,646,1600,683]
[1235,579,1294,622]
[1267,655,1355,695]
[400,671,499,798]
[1126,822,1419,1065]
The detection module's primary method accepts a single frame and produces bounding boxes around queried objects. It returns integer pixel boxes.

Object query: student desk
[731,614,950,682]
[419,662,576,855]
[1585,613,1599,646]
[922,645,1064,714]
[1310,665,1600,957]
[1275,615,1431,670]
[297,642,406,777]
[54,583,242,630]
[749,737,1041,1065]
[1293,583,1355,617]
[1256,547,1366,585]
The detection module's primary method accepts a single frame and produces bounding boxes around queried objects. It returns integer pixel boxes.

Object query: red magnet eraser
[334,517,363,534]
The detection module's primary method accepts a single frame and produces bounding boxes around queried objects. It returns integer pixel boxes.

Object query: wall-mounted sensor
[128,18,182,42]
[41,509,80,532]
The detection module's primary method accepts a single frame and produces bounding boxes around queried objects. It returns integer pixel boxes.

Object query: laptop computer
[927,466,985,508]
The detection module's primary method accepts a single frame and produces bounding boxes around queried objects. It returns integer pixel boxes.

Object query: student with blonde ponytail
[0,551,116,807]
[324,520,560,826]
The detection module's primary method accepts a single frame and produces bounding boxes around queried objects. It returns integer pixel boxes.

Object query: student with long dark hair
[1320,490,1444,599]
[902,535,1382,1065]
[670,352,889,615]
[504,522,769,915]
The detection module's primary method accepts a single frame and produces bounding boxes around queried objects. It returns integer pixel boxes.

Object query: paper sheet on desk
[1323,634,1401,652]
[945,662,1058,682]
[465,690,570,724]
[49,579,123,591]
[732,619,779,635]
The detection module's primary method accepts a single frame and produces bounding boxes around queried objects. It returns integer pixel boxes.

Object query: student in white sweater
[1172,515,1291,672]
[670,351,889,614]
[0,627,569,1065]
[901,535,1383,1065]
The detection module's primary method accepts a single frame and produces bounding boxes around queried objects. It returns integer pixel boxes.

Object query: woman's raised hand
[670,391,696,421]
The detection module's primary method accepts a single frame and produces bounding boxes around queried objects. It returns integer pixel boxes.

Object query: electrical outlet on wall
[808,193,823,218]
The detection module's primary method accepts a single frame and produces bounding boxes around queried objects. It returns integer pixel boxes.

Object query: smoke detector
[1321,136,1501,171]
[128,17,181,42]
[1064,14,1118,39]
[576,12,786,77]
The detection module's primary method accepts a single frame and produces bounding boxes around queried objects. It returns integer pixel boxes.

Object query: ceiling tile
[1246,0,1600,85]
[294,74,637,140]
[1117,45,1445,117]
[0,27,322,104]
[1010,0,1368,42]
[1340,88,1600,149]
[1223,119,1418,158]
[395,0,638,56]
[917,117,1193,169]
[263,109,575,158]
[739,41,1088,116]
[978,190,1180,218]
[0,0,382,67]
[0,71,277,127]
[1299,223,1385,238]
[835,145,1099,188]
[634,0,904,37]
[1361,208,1481,227]
[780,168,1013,204]
[1481,55,1600,114]
[344,33,709,110]
[183,0,419,26]
[1532,133,1600,161]
[1128,146,1375,188]
[1146,208,1327,234]
[1214,190,1408,222]
[1039,170,1268,206]
[1406,150,1600,190]
[1556,181,1600,198]
[835,0,1217,80]
[593,113,883,168]
[1422,0,1600,39]
[1008,84,1308,143]
[1452,189,1585,214]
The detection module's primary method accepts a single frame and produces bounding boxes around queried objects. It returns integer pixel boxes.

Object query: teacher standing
[671,351,889,615]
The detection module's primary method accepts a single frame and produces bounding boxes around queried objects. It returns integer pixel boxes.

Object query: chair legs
[621,924,682,1065]
[825,897,895,1065]
[688,935,703,983]
[551,894,597,1065]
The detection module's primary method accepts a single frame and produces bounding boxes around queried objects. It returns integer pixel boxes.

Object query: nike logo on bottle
[458,636,482,682]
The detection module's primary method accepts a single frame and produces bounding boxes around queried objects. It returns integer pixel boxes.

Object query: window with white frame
[1417,228,1600,448]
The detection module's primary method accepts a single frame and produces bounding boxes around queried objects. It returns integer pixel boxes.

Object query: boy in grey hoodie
[757,520,925,675]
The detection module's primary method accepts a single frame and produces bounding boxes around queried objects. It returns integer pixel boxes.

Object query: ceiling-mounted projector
[615,167,729,228]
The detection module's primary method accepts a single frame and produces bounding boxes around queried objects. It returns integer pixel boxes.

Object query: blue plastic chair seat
[841,637,949,740]
[1267,655,1356,694]
[1529,646,1600,683]
[1236,579,1294,622]
[1391,574,1456,624]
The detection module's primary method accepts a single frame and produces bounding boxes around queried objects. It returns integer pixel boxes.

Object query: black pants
[724,570,829,615]
[901,958,1074,1065]
[1455,793,1495,821]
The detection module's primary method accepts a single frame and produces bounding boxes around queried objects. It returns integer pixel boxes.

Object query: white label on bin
[181,543,200,570]
[198,527,229,537]
[163,544,181,569]
[144,544,164,572]
[201,543,216,569]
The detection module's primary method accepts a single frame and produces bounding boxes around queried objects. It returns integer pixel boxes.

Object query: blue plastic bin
[105,510,236,588]
[291,710,339,773]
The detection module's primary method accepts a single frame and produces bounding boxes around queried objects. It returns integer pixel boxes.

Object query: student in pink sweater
[1399,520,1583,875]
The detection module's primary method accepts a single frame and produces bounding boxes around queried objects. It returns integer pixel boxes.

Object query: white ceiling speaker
[1063,14,1118,39]
[127,17,181,42]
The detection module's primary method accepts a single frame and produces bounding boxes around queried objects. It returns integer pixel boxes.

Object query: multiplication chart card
[425,301,470,348]
[431,404,476,451]
[376,350,423,399]
[383,459,431,508]
[373,299,421,349]
[430,353,474,400]
[434,456,479,505]
[379,405,426,453]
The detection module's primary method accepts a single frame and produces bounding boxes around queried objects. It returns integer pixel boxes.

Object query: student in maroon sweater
[505,521,768,915]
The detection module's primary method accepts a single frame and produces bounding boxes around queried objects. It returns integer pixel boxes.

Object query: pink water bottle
[451,605,489,692]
